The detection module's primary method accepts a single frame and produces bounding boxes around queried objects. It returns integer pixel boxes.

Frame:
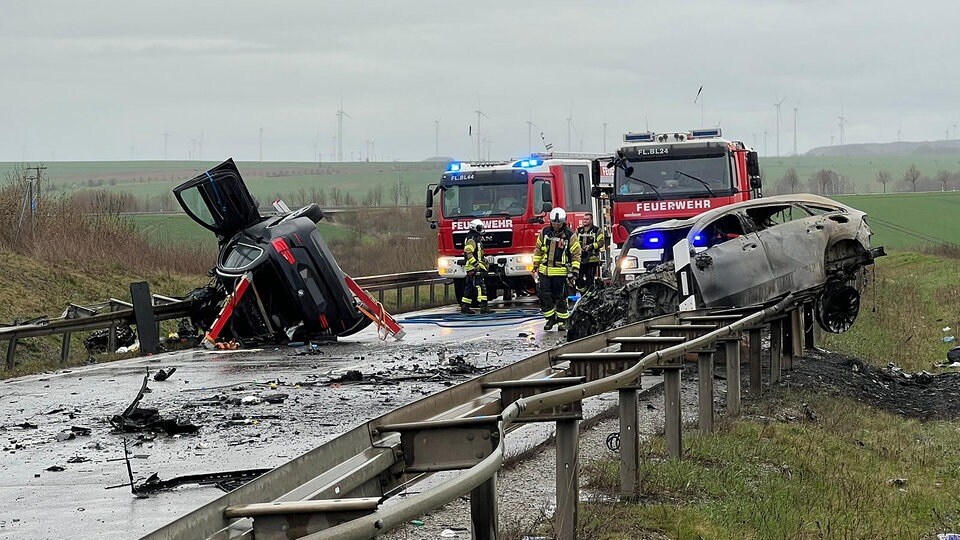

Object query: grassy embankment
[563,250,960,539]
[549,190,960,538]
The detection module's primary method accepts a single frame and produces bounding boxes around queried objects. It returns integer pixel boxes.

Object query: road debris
[153,367,177,382]
[110,371,199,435]
[132,469,271,495]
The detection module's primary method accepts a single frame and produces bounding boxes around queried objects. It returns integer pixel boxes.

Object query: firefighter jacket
[463,232,488,273]
[533,225,581,277]
[576,224,605,264]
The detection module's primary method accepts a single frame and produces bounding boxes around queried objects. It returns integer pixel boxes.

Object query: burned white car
[568,194,886,340]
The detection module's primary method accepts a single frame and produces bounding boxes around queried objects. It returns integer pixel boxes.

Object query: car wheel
[815,284,860,333]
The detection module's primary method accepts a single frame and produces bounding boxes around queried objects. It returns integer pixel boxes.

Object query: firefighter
[532,208,581,330]
[461,219,492,315]
[575,212,605,294]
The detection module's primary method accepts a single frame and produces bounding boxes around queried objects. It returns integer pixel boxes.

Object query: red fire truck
[606,128,762,276]
[425,153,612,301]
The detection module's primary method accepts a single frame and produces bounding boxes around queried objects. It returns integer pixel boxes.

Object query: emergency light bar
[690,128,722,139]
[512,157,542,168]
[624,131,655,142]
[446,162,462,172]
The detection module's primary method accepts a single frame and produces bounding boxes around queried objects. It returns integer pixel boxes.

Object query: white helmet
[469,219,484,233]
[549,207,566,223]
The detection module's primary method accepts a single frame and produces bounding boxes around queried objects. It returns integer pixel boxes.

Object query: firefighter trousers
[462,272,488,306]
[576,262,600,293]
[538,275,569,321]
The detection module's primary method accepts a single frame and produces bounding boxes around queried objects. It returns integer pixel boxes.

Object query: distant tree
[401,183,412,206]
[875,170,891,193]
[329,187,344,206]
[370,184,385,207]
[390,180,403,206]
[936,170,951,191]
[903,164,921,192]
[781,168,800,194]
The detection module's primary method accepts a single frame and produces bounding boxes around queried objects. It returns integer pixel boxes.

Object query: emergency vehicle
[606,128,762,278]
[425,153,613,301]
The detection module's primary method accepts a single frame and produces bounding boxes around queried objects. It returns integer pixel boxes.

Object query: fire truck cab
[608,128,762,279]
[426,153,612,301]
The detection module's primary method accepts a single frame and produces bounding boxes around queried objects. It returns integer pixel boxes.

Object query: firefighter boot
[479,301,492,314]
[544,315,557,331]
[558,318,569,332]
[460,302,476,315]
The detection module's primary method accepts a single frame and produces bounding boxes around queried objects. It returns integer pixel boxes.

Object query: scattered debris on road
[132,468,271,495]
[110,371,199,435]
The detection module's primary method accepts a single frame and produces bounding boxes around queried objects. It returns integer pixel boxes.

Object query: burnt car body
[174,159,372,343]
[568,194,886,340]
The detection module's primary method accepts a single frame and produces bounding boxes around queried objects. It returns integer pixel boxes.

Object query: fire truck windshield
[441,182,528,218]
[615,154,732,200]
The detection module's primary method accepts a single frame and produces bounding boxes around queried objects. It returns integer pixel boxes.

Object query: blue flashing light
[446,162,462,172]
[692,233,708,247]
[642,232,664,248]
[624,131,655,142]
[512,157,542,168]
[690,128,722,139]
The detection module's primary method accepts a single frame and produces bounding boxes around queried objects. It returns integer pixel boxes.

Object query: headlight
[517,254,534,265]
[619,256,639,270]
[438,257,451,269]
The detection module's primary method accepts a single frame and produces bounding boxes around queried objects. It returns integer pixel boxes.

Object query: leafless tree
[401,183,412,206]
[903,164,921,192]
[778,168,801,194]
[389,180,403,206]
[875,170,891,193]
[329,187,344,206]
[936,170,951,191]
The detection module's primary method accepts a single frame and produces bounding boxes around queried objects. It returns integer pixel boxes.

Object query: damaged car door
[687,211,775,307]
[173,158,262,241]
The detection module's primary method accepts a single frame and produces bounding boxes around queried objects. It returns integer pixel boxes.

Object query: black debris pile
[111,371,199,435]
[446,355,483,375]
[784,350,960,420]
[133,468,271,495]
[83,325,136,354]
[153,367,177,382]
[567,265,679,341]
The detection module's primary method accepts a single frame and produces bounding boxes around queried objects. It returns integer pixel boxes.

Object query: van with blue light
[425,153,612,302]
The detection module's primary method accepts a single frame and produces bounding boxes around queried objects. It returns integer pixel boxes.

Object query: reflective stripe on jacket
[464,233,487,272]
[533,226,581,277]
[576,224,605,263]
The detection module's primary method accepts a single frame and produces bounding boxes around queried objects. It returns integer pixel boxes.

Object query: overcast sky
[2,1,958,162]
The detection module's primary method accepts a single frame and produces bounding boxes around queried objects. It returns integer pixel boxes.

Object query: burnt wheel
[815,285,860,333]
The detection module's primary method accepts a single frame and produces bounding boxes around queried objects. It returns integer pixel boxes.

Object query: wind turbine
[566,103,576,152]
[694,86,704,127]
[526,109,537,154]
[953,122,957,140]
[774,96,786,157]
[198,132,204,161]
[837,105,846,145]
[434,118,440,156]
[792,104,799,156]
[259,126,263,162]
[897,121,902,142]
[336,94,351,162]
[602,121,608,152]
[162,130,169,160]
[475,97,488,161]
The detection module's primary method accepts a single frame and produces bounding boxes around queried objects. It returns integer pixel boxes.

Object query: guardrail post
[555,418,579,540]
[663,367,682,458]
[697,350,714,433]
[5,339,16,370]
[130,282,159,355]
[413,284,420,310]
[723,337,742,417]
[619,388,639,498]
[60,333,71,364]
[470,475,498,540]
[803,302,816,350]
[108,323,117,353]
[770,319,783,384]
[790,308,803,369]
[429,282,436,305]
[748,327,762,396]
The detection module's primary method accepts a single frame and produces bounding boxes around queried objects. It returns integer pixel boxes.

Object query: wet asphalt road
[0,304,562,540]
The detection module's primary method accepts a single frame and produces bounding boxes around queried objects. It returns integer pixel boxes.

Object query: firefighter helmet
[469,219,484,233]
[549,207,567,223]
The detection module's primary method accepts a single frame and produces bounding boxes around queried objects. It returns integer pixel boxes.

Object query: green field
[130,214,356,249]
[761,154,960,193]
[0,160,445,209]
[834,192,960,249]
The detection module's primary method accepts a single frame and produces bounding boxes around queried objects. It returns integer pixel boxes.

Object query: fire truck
[425,153,612,301]
[605,128,762,277]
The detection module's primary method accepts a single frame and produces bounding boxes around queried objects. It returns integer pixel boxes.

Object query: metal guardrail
[0,270,449,371]
[144,294,813,540]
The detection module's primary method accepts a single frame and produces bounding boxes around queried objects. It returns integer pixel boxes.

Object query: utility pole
[259,127,263,162]
[603,122,608,152]
[434,119,440,156]
[162,131,169,160]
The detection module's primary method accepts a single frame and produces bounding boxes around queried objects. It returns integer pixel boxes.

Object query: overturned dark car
[568,194,885,340]
[175,159,402,346]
